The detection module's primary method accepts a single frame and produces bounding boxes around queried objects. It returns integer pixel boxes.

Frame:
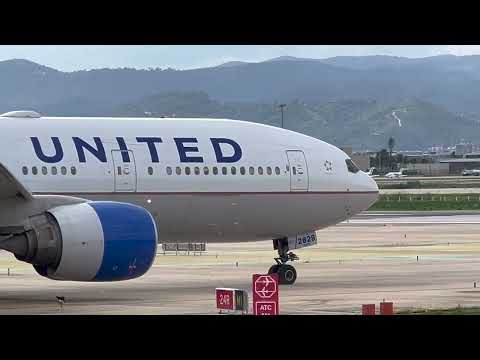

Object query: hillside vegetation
[2,55,480,148]
[114,92,480,149]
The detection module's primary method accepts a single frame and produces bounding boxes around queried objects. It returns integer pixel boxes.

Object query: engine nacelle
[8,201,157,282]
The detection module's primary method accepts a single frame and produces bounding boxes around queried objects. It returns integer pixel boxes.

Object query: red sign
[216,288,234,310]
[253,274,279,315]
[380,302,394,315]
[362,304,376,315]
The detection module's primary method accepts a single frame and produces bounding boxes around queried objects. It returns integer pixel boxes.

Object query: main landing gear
[268,238,298,285]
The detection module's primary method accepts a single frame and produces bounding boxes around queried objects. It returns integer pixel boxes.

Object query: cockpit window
[345,159,360,173]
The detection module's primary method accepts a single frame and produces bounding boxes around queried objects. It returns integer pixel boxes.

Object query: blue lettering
[116,137,130,162]
[210,138,242,163]
[73,137,107,163]
[174,138,203,163]
[31,137,64,163]
[136,137,163,163]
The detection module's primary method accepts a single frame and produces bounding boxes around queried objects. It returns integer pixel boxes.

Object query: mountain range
[1,55,480,150]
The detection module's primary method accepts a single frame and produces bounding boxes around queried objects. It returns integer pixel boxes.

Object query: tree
[374,149,389,170]
[388,137,395,157]
[388,137,395,169]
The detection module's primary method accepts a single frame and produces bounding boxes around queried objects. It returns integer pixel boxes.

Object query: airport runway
[2,212,480,314]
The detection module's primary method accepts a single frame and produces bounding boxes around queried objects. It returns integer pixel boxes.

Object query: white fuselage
[1,116,378,243]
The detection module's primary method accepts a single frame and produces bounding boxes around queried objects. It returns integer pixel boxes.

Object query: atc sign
[253,274,279,315]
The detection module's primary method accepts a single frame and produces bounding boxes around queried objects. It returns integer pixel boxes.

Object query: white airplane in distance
[384,171,407,178]
[0,111,378,285]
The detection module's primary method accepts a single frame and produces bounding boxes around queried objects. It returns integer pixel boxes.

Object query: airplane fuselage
[1,116,378,243]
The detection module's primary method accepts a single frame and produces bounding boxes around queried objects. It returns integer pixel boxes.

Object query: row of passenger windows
[22,165,285,177]
[22,166,77,176]
[146,166,283,176]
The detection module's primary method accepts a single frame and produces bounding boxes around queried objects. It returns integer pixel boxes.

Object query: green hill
[113,92,480,150]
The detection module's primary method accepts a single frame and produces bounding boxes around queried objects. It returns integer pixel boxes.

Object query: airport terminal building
[439,158,480,175]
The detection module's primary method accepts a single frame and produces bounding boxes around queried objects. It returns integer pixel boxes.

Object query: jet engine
[0,201,157,281]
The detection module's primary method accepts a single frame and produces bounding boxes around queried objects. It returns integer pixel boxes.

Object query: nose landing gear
[268,238,298,285]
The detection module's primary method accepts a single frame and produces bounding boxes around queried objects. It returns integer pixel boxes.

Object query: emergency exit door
[112,150,137,192]
[286,150,309,191]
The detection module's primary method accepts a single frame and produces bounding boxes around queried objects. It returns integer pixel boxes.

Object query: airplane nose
[348,171,379,215]
[366,171,379,193]
[363,171,379,208]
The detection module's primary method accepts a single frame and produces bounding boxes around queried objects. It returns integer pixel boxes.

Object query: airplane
[0,110,378,285]
[384,171,407,178]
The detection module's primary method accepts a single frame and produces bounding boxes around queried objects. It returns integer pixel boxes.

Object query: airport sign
[216,288,235,310]
[216,288,249,313]
[253,274,279,315]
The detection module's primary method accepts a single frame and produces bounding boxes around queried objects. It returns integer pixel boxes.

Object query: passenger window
[231,166,236,175]
[222,167,227,175]
[194,167,200,175]
[286,165,290,172]
[275,166,280,175]
[258,167,263,175]
[345,159,360,174]
[249,167,255,175]
[32,166,38,175]
[292,167,297,175]
[240,166,246,175]
[42,166,48,175]
[267,167,272,175]
[117,166,122,175]
[176,167,182,175]
[148,167,153,175]
[61,166,67,175]
[185,167,191,175]
[22,166,28,175]
[203,166,209,175]
[51,166,57,175]
[166,166,172,175]
[71,166,77,175]
[213,167,218,175]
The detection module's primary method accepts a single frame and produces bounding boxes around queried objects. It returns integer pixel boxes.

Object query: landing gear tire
[277,264,297,285]
[268,264,280,274]
[270,237,299,285]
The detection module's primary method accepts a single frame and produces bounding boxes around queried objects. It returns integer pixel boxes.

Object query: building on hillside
[428,151,456,162]
[404,163,450,176]
[439,158,480,175]
[455,143,473,156]
[340,147,373,172]
[351,152,372,172]
[464,152,480,159]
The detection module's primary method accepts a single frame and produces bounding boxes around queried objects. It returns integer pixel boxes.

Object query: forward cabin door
[286,150,309,191]
[111,150,137,192]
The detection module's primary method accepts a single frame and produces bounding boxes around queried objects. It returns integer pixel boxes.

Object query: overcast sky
[1,45,479,71]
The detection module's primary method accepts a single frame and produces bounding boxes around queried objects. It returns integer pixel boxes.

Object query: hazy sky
[1,45,479,71]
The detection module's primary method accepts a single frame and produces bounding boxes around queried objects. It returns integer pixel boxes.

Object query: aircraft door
[286,150,309,191]
[111,150,137,192]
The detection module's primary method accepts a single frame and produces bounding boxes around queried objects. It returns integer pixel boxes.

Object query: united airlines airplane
[0,111,378,285]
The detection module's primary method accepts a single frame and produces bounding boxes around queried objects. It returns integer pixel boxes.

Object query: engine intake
[0,201,158,282]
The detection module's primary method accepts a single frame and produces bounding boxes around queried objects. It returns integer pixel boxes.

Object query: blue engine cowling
[89,202,158,281]
[33,201,158,282]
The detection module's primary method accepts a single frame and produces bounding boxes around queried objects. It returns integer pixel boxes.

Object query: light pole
[279,104,286,128]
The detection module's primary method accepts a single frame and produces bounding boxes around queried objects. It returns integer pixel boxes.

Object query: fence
[160,243,206,256]
[381,194,480,202]
[370,193,480,211]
